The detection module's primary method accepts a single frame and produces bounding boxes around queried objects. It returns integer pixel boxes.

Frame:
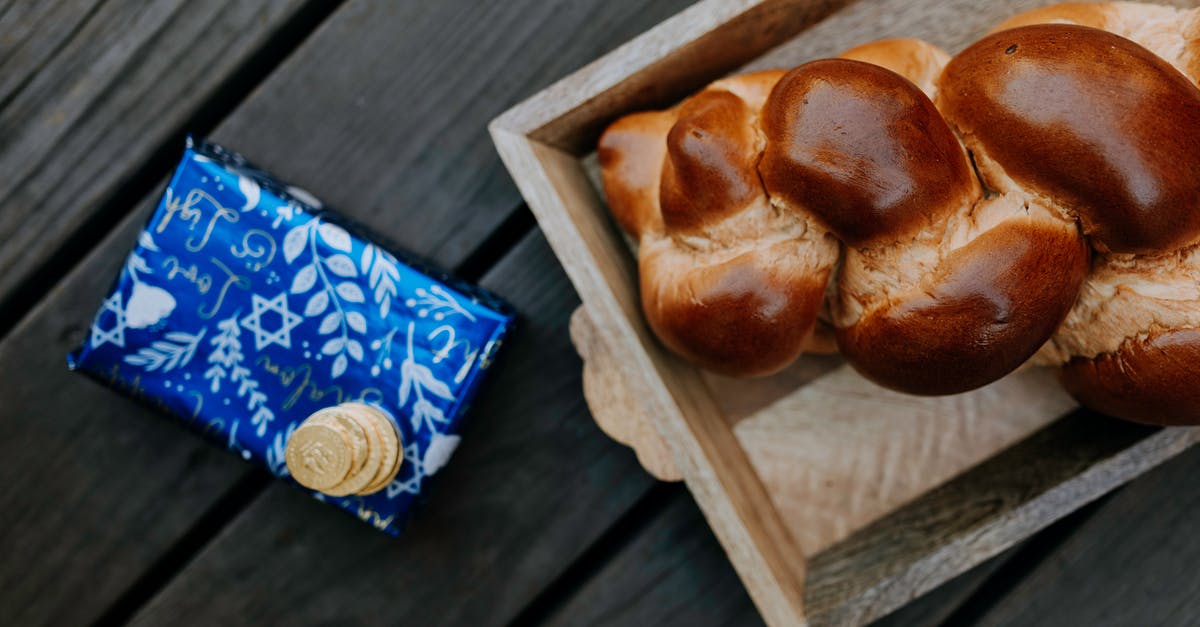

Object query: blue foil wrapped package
[68,138,514,534]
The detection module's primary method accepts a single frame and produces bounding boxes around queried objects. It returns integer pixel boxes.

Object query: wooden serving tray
[491,0,1200,624]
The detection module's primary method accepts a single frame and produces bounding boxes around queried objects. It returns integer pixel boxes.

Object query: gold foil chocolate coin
[360,410,403,495]
[286,402,405,497]
[285,422,353,490]
[308,411,369,478]
[323,406,386,497]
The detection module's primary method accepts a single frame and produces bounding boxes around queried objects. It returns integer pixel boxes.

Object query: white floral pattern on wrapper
[68,139,514,535]
[123,232,177,329]
[117,232,206,372]
[398,321,455,433]
[204,313,275,437]
[282,217,370,379]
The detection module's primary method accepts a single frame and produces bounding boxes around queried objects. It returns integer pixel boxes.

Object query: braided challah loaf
[598,2,1200,424]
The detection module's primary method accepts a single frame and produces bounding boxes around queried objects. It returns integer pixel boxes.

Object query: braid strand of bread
[598,2,1200,425]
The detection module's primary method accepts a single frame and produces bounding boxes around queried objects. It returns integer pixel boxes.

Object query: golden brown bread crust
[838,38,950,96]
[938,24,1200,254]
[1037,246,1200,364]
[1031,244,1200,425]
[759,56,1086,395]
[991,1,1200,85]
[989,5,1200,424]
[598,110,673,237]
[661,90,761,233]
[760,59,976,247]
[1061,329,1200,426]
[640,241,831,376]
[599,70,838,377]
[597,4,1200,421]
[991,2,1113,31]
[839,219,1089,394]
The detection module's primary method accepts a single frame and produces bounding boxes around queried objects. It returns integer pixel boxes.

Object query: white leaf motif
[414,363,453,400]
[290,263,317,294]
[283,224,309,263]
[336,282,365,303]
[238,175,260,212]
[138,231,159,251]
[324,254,357,277]
[422,433,461,476]
[304,291,329,316]
[252,406,274,437]
[331,353,348,378]
[204,365,225,392]
[286,185,323,209]
[122,329,204,372]
[345,311,367,334]
[318,312,341,334]
[128,254,152,275]
[414,398,445,424]
[346,339,364,361]
[322,337,345,355]
[360,245,374,274]
[398,359,415,405]
[318,223,352,252]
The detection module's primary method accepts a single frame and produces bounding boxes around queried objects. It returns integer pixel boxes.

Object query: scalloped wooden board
[571,306,1079,554]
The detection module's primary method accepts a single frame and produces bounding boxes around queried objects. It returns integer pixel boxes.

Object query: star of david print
[240,292,303,351]
[91,292,127,349]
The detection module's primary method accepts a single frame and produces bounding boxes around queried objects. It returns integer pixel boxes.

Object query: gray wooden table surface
[0,1,1195,625]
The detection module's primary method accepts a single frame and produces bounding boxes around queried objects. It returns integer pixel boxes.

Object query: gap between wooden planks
[0,0,694,625]
[0,1,326,623]
[0,0,335,341]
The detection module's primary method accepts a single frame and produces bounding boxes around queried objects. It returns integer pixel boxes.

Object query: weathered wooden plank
[533,487,1016,627]
[802,415,1198,626]
[540,487,763,627]
[0,0,103,105]
[0,0,691,623]
[0,2,319,622]
[207,0,695,272]
[870,550,1016,627]
[0,201,251,626]
[129,231,659,626]
[0,0,311,320]
[970,447,1200,627]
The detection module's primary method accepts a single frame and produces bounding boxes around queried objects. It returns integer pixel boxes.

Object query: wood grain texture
[744,0,1195,70]
[0,0,691,623]
[803,417,1199,626]
[542,487,764,627]
[568,302,1077,559]
[570,307,681,481]
[496,0,853,151]
[492,132,809,625]
[972,447,1200,627]
[207,0,696,273]
[0,0,103,105]
[130,232,658,627]
[0,202,250,626]
[0,0,308,312]
[868,548,1018,627]
[736,366,1075,556]
[538,487,1019,627]
[495,1,1199,624]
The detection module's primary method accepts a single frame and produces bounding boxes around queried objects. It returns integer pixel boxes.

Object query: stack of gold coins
[285,402,403,496]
